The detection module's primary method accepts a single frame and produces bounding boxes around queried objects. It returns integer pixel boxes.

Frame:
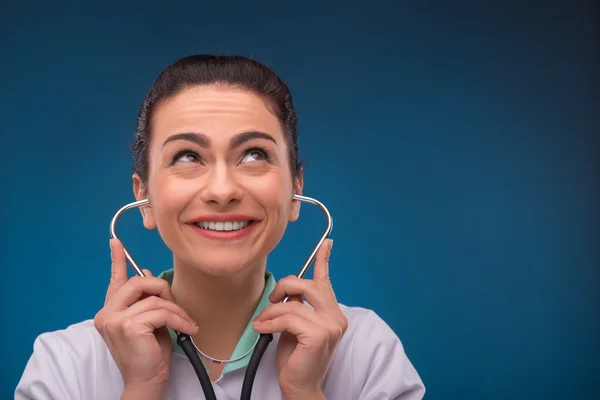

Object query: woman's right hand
[94,238,198,399]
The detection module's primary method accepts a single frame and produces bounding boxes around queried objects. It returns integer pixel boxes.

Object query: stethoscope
[109,194,333,400]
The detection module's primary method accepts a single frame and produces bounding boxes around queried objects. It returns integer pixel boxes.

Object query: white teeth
[195,221,250,231]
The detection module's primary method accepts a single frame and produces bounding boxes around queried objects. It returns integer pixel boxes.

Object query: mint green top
[157,269,276,374]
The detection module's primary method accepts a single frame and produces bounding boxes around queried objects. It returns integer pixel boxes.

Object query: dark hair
[132,54,301,183]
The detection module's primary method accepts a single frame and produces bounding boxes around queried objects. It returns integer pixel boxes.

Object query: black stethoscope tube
[178,332,273,400]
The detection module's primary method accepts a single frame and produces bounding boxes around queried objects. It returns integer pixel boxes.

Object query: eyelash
[245,146,272,162]
[169,146,272,165]
[169,148,199,165]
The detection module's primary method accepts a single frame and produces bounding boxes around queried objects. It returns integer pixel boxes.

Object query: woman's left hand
[252,239,348,400]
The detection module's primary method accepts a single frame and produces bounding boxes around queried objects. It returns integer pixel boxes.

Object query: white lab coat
[16,304,425,399]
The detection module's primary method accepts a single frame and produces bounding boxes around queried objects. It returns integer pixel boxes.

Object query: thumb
[312,238,333,282]
[105,238,128,304]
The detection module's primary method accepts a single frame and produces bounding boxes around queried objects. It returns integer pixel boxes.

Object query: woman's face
[133,85,302,277]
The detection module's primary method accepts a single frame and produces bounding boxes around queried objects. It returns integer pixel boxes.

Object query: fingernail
[252,320,262,326]
[329,239,334,250]
[109,239,113,251]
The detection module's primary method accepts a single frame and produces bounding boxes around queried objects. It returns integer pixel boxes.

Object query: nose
[199,163,243,206]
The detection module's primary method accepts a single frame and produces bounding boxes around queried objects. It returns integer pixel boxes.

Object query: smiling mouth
[193,220,257,231]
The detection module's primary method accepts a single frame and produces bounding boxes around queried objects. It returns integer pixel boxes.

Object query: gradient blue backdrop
[1,1,598,399]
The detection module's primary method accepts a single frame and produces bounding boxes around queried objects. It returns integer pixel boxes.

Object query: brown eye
[241,148,268,164]
[171,150,200,165]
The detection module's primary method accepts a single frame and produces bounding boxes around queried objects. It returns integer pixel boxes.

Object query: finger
[269,276,331,311]
[312,238,333,282]
[137,270,154,301]
[254,301,346,342]
[124,296,196,326]
[254,301,329,328]
[252,314,330,349]
[104,277,175,313]
[287,294,303,304]
[131,309,198,336]
[105,238,128,304]
[259,295,347,337]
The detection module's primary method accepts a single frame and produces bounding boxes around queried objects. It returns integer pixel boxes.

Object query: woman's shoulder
[325,304,426,399]
[314,302,418,357]
[15,319,122,400]
[30,319,105,356]
[21,317,113,363]
[337,303,403,343]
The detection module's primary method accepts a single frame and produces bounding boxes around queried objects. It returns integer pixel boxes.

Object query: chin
[185,253,262,278]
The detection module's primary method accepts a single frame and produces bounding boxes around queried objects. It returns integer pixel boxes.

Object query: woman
[16,55,425,399]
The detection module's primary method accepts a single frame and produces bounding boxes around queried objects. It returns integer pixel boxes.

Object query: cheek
[148,175,194,227]
[250,172,292,211]
[252,176,293,237]
[260,193,291,252]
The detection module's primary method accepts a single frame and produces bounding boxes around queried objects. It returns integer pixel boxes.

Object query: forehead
[151,85,283,141]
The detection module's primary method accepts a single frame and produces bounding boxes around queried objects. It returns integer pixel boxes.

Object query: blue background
[1,1,598,398]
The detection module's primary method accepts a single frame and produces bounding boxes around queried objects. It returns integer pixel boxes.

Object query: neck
[170,259,267,360]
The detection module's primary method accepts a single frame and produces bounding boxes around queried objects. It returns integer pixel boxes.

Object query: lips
[189,214,255,223]
[186,214,260,240]
[194,220,251,231]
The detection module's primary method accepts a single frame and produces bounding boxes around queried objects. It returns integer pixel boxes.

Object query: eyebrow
[162,131,278,149]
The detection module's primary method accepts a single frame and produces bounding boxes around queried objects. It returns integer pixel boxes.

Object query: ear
[133,173,157,230]
[288,168,304,222]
